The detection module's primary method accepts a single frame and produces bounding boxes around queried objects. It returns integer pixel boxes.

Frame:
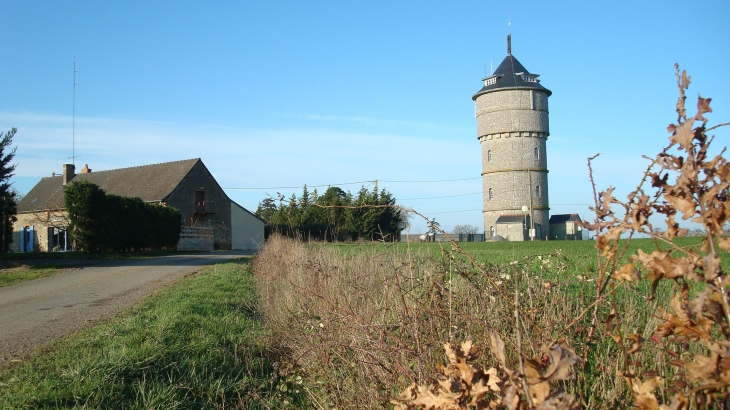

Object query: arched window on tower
[535,185,541,198]
[490,226,495,237]
[489,188,494,200]
[488,150,492,162]
[534,147,539,160]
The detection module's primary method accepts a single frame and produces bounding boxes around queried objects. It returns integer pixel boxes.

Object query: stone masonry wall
[476,88,551,240]
[475,89,549,137]
[166,162,232,250]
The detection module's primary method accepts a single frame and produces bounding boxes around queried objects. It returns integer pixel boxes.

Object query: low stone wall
[177,226,214,251]
[399,233,486,243]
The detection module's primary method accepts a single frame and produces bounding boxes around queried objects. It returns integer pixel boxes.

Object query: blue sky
[1,1,728,234]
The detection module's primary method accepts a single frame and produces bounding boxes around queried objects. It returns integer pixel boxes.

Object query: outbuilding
[549,214,584,241]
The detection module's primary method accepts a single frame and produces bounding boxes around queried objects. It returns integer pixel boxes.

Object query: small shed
[549,214,583,241]
[494,214,529,242]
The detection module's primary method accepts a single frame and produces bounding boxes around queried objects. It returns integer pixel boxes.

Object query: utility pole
[528,170,534,240]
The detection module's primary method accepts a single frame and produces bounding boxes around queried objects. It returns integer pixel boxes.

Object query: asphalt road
[0,252,252,367]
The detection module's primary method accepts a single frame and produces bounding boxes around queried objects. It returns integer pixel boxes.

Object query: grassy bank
[0,265,64,288]
[0,259,295,409]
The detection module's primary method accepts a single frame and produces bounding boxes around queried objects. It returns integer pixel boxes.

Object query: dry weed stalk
[579,65,730,409]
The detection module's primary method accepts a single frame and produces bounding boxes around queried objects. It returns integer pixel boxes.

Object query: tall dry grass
[253,237,671,408]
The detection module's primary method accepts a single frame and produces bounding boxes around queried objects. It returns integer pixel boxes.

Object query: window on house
[49,227,72,252]
[489,188,494,200]
[488,150,492,162]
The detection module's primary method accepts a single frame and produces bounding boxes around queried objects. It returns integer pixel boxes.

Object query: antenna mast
[71,57,79,165]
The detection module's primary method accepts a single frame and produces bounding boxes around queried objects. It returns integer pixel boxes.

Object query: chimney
[81,164,91,174]
[62,164,75,185]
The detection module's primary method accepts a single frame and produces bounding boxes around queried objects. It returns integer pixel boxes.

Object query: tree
[453,224,480,235]
[65,180,180,252]
[255,197,278,222]
[0,128,18,253]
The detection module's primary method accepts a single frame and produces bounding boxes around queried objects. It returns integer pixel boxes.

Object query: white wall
[230,202,264,251]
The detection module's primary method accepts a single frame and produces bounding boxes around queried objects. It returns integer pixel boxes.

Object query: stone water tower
[473,35,551,241]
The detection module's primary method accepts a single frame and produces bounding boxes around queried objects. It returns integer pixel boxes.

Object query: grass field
[0,258,294,409]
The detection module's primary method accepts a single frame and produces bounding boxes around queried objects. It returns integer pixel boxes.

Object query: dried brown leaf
[614,263,639,282]
[627,334,645,354]
[623,375,663,409]
[659,393,689,410]
[606,307,617,333]
[488,332,509,373]
[670,120,696,152]
[534,386,580,410]
[696,94,712,120]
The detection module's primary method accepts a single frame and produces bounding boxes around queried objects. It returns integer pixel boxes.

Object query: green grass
[0,265,63,287]
[0,258,297,409]
[327,236,713,270]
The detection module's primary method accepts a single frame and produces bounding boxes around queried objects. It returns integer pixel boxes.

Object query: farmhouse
[13,158,264,252]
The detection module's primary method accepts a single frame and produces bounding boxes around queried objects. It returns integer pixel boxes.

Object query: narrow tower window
[535,185,540,198]
[490,226,495,237]
[534,147,539,160]
[489,188,494,200]
[488,150,492,162]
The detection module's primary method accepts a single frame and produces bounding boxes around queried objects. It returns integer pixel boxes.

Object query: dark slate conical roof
[472,52,551,100]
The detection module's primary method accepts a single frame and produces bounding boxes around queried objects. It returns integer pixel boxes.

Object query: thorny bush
[577,65,730,409]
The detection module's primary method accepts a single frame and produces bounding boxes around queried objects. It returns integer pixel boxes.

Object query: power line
[380,177,481,183]
[223,176,480,190]
[425,208,483,215]
[223,181,373,190]
[400,192,482,201]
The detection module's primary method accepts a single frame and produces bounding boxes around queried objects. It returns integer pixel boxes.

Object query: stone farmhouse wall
[165,161,232,250]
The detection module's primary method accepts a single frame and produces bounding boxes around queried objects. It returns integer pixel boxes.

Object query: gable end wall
[165,162,232,250]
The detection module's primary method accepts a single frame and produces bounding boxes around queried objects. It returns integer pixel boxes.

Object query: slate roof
[549,214,582,224]
[495,214,527,224]
[18,158,200,213]
[472,52,551,100]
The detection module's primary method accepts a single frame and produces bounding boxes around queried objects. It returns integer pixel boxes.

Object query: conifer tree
[0,128,18,252]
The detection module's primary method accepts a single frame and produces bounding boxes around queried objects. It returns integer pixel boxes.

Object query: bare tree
[452,224,479,235]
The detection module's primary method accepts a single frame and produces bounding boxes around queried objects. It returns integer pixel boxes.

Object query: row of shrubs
[64,180,182,252]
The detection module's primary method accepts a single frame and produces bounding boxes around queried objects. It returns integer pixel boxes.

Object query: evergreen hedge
[257,186,404,242]
[64,180,182,252]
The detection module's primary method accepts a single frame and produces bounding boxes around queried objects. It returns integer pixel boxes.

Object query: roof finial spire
[507,34,511,55]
